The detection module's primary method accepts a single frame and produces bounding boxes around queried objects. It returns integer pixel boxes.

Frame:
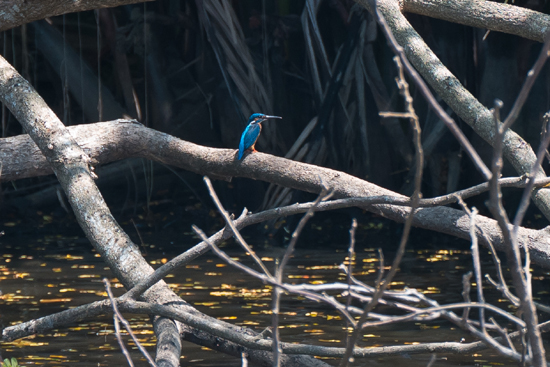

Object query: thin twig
[203,176,272,277]
[272,186,331,367]
[374,248,384,289]
[469,207,486,333]
[105,278,135,367]
[502,33,550,130]
[489,317,516,353]
[121,174,550,303]
[345,219,358,319]
[513,117,550,235]
[104,279,158,367]
[461,271,473,322]
[339,51,425,367]
[370,0,491,180]
[456,193,517,309]
[488,98,547,365]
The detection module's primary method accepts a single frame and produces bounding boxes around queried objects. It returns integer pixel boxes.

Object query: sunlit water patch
[0,234,548,366]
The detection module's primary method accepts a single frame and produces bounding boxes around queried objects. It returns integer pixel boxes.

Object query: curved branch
[355,0,550,222]
[5,295,550,359]
[1,120,550,269]
[0,0,151,32]
[0,54,185,367]
[402,0,550,43]
[0,57,327,367]
[4,0,548,44]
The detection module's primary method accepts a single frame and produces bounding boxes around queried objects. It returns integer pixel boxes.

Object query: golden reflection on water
[0,238,546,366]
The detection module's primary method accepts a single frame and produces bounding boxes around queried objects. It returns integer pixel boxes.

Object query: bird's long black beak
[263,115,282,121]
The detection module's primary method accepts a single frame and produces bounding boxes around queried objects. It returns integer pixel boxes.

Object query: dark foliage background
[2,0,550,234]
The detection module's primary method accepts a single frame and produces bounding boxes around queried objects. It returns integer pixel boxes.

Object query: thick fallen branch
[0,57,326,367]
[6,286,549,359]
[0,0,152,32]
[355,0,550,223]
[0,54,184,367]
[401,0,550,43]
[4,1,548,44]
[1,120,550,269]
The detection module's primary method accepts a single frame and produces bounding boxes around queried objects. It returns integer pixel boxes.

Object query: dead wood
[1,119,549,270]
[0,56,328,367]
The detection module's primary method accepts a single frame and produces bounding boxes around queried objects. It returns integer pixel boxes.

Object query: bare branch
[3,119,550,268]
[355,0,550,221]
[374,4,491,179]
[203,176,272,277]
[401,0,550,43]
[488,96,546,364]
[104,278,158,367]
[0,0,153,32]
[502,33,550,130]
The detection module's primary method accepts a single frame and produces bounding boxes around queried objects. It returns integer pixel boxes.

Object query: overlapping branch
[0,0,153,32]
[3,120,550,268]
[356,0,550,222]
[0,55,327,367]
[2,0,550,365]
[401,0,550,43]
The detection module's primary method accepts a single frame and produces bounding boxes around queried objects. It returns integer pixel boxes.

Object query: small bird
[238,113,282,160]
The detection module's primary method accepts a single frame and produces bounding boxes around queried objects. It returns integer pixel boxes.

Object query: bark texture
[355,0,550,222]
[0,56,329,367]
[0,0,151,31]
[402,0,550,42]
[1,120,549,269]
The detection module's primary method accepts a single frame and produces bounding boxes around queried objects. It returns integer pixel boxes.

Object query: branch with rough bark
[0,55,326,367]
[355,0,550,223]
[2,0,550,364]
[2,119,550,268]
[401,0,550,42]
[4,0,549,42]
[6,256,548,360]
[0,0,152,32]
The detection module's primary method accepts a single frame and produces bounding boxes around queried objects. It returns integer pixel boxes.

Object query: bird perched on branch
[238,113,282,160]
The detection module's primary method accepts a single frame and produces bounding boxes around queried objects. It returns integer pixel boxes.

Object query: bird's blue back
[238,123,261,160]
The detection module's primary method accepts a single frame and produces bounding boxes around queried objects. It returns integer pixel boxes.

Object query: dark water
[0,230,549,367]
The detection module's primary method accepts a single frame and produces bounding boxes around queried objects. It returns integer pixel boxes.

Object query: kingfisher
[238,113,282,160]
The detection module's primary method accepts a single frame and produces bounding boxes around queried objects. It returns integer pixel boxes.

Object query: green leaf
[2,357,19,367]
